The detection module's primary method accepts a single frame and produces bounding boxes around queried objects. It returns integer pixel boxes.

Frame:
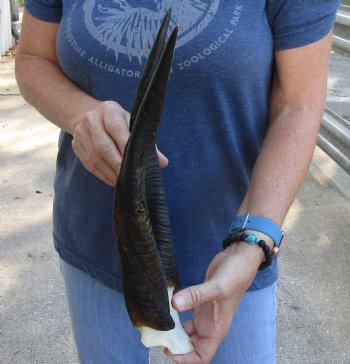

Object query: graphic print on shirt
[66,1,242,78]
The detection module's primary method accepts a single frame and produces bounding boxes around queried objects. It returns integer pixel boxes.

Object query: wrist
[237,244,264,290]
[224,242,265,286]
[236,240,266,270]
[223,231,274,270]
[68,99,104,135]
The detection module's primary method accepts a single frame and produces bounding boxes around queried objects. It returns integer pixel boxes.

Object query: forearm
[220,106,323,289]
[238,34,332,229]
[15,50,132,187]
[15,54,101,135]
[238,107,322,227]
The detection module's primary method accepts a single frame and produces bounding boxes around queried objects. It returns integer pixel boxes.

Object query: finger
[271,246,280,256]
[172,281,222,312]
[103,107,130,158]
[182,320,195,336]
[165,337,218,364]
[77,132,121,185]
[73,111,123,178]
[90,134,122,175]
[72,132,120,186]
[164,347,202,364]
[88,166,115,186]
[89,156,118,186]
[156,146,169,168]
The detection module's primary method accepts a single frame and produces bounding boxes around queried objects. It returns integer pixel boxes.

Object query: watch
[229,212,284,248]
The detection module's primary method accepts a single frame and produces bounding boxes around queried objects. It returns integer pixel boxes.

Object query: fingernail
[174,295,186,310]
[157,149,167,159]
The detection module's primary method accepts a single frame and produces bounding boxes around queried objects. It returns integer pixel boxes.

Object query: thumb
[172,281,221,312]
[156,145,169,168]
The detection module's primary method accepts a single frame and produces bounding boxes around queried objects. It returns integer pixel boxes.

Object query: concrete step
[318,108,350,174]
[326,9,350,174]
[339,4,350,12]
[333,10,350,53]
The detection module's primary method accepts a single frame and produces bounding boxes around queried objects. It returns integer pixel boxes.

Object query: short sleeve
[267,0,340,51]
[24,0,63,23]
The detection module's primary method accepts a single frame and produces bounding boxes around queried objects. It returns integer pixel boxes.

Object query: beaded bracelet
[222,231,273,271]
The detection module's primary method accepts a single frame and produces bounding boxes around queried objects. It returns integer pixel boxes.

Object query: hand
[72,101,168,186]
[165,243,264,364]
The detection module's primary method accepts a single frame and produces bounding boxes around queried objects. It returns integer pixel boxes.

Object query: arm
[15,10,167,186]
[167,33,332,364]
[238,32,332,225]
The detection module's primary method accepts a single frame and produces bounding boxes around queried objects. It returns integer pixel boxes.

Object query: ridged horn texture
[114,9,179,332]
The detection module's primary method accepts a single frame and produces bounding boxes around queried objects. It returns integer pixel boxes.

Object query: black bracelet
[222,232,273,271]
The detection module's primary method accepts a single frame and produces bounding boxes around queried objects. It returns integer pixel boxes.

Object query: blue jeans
[60,258,276,364]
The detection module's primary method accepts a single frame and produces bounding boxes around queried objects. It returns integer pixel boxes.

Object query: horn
[113,9,193,354]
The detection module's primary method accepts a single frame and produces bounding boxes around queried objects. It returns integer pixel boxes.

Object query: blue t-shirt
[25,0,339,292]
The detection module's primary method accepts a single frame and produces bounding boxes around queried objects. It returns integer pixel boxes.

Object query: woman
[16,1,339,363]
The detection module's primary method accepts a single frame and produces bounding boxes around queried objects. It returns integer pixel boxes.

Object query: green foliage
[343,0,350,6]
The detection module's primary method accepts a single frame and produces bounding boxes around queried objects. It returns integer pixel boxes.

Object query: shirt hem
[53,234,277,293]
[54,234,123,292]
[25,0,62,23]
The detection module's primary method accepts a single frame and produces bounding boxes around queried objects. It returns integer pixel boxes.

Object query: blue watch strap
[229,212,284,247]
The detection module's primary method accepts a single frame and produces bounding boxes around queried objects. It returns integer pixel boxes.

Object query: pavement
[327,51,350,118]
[1,47,350,364]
